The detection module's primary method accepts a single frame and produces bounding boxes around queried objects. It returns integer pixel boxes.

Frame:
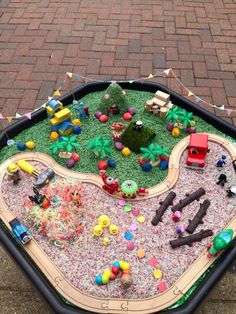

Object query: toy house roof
[189,133,208,149]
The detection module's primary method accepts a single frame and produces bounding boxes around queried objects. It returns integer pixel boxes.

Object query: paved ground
[0,0,236,313]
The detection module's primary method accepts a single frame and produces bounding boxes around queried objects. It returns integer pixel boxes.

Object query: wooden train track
[0,133,235,313]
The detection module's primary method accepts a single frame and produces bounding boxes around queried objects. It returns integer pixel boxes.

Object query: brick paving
[0,0,236,313]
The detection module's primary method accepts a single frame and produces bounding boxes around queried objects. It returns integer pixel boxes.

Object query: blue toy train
[9,218,31,245]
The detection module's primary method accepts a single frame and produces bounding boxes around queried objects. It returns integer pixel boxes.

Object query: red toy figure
[137,187,149,197]
[100,170,120,195]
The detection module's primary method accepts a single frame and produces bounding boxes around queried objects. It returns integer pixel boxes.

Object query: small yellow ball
[25,141,36,149]
[120,261,130,271]
[103,237,110,246]
[72,119,82,126]
[171,127,180,138]
[102,274,109,284]
[92,225,103,237]
[122,147,131,157]
[103,269,111,278]
[50,132,59,141]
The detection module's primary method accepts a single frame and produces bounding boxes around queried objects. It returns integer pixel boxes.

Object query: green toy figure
[207,229,234,257]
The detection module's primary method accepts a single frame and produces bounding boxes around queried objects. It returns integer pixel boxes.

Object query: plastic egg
[95,275,103,285]
[122,147,131,157]
[25,141,36,149]
[73,125,82,134]
[98,215,110,227]
[92,225,103,237]
[109,224,119,235]
[171,127,180,137]
[99,115,109,123]
[49,132,59,141]
[123,112,132,121]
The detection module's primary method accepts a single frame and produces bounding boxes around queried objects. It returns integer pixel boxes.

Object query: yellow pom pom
[102,274,109,284]
[25,141,36,149]
[49,132,59,141]
[171,127,180,138]
[121,147,131,157]
[72,119,82,126]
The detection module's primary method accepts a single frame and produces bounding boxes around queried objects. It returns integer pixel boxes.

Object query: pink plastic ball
[123,112,132,121]
[99,115,109,123]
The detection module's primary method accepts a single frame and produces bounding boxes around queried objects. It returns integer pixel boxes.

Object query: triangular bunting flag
[188,90,194,97]
[103,80,109,83]
[219,105,225,110]
[85,78,90,83]
[156,70,161,76]
[169,70,176,78]
[76,75,81,80]
[25,112,32,119]
[148,73,154,79]
[129,80,134,84]
[195,96,201,103]
[163,68,171,76]
[48,96,53,102]
[15,113,22,118]
[111,80,116,84]
[0,113,4,119]
[140,79,144,84]
[53,89,61,97]
[66,72,73,78]
[226,108,233,116]
[6,116,13,123]
[41,103,47,108]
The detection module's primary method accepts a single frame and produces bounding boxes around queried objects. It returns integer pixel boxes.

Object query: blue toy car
[9,218,31,244]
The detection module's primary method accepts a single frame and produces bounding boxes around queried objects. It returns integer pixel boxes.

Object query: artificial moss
[0,89,233,188]
[121,121,156,153]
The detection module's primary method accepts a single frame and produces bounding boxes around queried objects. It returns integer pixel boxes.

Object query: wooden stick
[170,229,213,249]
[151,191,176,226]
[186,199,210,234]
[171,187,205,212]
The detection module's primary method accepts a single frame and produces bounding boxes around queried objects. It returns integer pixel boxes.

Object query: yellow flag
[66,72,73,78]
[6,116,13,123]
[148,73,154,79]
[188,90,194,97]
[53,89,61,97]
[169,70,176,78]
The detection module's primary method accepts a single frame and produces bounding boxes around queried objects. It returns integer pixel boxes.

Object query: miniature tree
[178,109,194,128]
[98,83,128,115]
[50,136,80,158]
[140,144,169,165]
[166,106,183,125]
[87,136,112,159]
[121,121,156,153]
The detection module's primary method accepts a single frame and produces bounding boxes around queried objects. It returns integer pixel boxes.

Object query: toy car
[9,218,31,244]
[186,133,209,169]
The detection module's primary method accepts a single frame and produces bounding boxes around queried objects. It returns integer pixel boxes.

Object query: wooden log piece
[160,107,168,119]
[155,90,170,103]
[186,199,210,234]
[151,191,176,226]
[170,229,213,249]
[171,187,206,213]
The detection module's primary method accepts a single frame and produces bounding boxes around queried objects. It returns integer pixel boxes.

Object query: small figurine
[108,104,120,115]
[7,163,21,185]
[216,154,226,167]
[73,101,89,120]
[216,174,227,186]
[226,186,236,197]
[100,170,120,195]
[71,190,81,206]
[176,225,185,236]
[133,120,143,132]
[207,229,233,257]
[110,122,125,141]
[29,187,49,207]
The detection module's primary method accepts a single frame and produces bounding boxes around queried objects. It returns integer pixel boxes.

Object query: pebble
[130,223,138,231]
[124,231,133,240]
[127,241,135,250]
[118,199,126,206]
[137,248,145,259]
[158,280,168,292]
[132,207,140,216]
[137,216,145,223]
[153,269,162,279]
[124,204,132,212]
[149,258,158,267]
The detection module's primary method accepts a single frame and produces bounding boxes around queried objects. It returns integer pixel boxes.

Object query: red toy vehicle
[186,133,209,169]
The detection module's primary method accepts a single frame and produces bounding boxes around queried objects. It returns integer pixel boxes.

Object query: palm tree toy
[140,144,169,166]
[87,136,112,159]
[50,136,80,158]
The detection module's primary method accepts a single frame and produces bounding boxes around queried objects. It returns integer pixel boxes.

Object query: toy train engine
[9,218,31,245]
[186,133,209,169]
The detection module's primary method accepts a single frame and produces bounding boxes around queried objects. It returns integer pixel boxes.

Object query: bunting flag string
[0,67,235,123]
